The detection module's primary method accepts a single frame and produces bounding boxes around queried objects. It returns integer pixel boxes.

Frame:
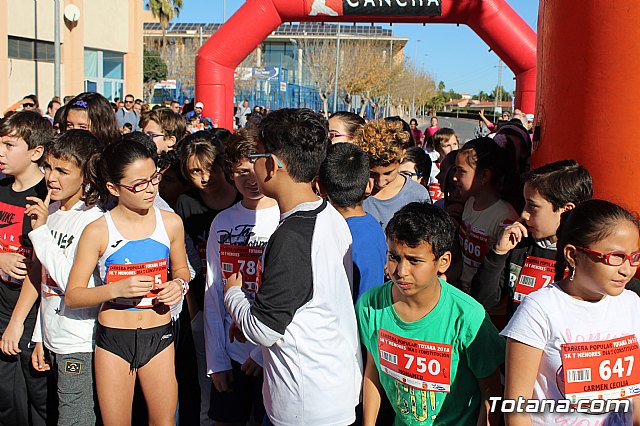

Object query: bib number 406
[599,356,634,380]
[404,354,441,375]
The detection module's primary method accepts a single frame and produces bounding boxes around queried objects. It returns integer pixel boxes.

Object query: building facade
[0,0,144,112]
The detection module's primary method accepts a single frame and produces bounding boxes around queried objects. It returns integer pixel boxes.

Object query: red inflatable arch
[196,0,536,130]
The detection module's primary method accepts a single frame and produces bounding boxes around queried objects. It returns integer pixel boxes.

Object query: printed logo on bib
[378,329,452,392]
[106,259,168,308]
[428,182,444,202]
[513,256,555,303]
[220,244,264,301]
[561,335,640,403]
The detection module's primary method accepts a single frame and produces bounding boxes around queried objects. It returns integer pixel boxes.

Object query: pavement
[419,116,480,144]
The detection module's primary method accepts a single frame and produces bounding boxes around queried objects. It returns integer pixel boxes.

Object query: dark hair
[403,146,432,179]
[458,137,508,188]
[99,137,157,192]
[319,143,370,208]
[225,128,259,166]
[258,108,329,183]
[24,94,39,109]
[432,128,458,151]
[523,160,593,211]
[555,200,639,281]
[60,92,120,146]
[0,110,53,150]
[329,111,365,136]
[385,202,455,258]
[120,132,159,164]
[47,99,61,112]
[409,118,418,126]
[46,130,103,206]
[178,130,226,181]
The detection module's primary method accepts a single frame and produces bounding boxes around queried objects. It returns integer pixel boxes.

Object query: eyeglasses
[144,132,165,139]
[247,153,283,168]
[125,100,134,104]
[116,172,162,193]
[575,246,640,267]
[400,171,421,178]
[328,131,353,140]
[22,103,35,108]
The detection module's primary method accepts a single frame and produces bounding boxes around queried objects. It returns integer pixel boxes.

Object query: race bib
[0,238,33,285]
[561,335,640,403]
[378,329,452,392]
[220,244,264,300]
[106,259,168,308]
[458,221,491,268]
[513,256,555,303]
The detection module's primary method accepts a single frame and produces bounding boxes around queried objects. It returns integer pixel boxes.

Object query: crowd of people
[0,90,638,426]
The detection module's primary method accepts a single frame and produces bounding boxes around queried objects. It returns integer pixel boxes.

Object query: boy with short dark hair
[471,160,593,321]
[140,108,188,153]
[318,142,386,302]
[357,202,504,425]
[204,128,278,426]
[223,108,362,426]
[0,110,52,425]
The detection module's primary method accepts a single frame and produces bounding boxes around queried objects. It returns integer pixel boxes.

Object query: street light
[290,38,298,108]
[410,39,420,118]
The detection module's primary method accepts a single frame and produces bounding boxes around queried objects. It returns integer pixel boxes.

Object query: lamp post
[386,39,393,117]
[410,39,420,118]
[289,38,298,108]
[332,24,341,114]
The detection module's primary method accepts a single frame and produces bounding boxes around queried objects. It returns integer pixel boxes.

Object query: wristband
[176,278,189,296]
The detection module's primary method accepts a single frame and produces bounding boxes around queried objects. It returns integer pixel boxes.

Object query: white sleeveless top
[98,207,171,309]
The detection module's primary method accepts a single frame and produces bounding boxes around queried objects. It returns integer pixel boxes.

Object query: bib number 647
[599,356,634,380]
[404,354,441,376]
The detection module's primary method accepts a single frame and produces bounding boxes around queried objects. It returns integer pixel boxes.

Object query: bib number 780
[599,356,634,380]
[404,354,441,375]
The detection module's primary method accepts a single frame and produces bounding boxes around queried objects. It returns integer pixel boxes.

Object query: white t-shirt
[204,201,280,374]
[459,197,518,292]
[29,201,104,354]
[501,284,640,425]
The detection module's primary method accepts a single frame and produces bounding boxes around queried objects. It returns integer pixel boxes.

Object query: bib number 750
[404,354,441,375]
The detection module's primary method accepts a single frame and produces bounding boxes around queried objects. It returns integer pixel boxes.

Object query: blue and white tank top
[98,207,171,309]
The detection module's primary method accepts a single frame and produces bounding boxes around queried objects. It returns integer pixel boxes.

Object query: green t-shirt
[356,280,505,425]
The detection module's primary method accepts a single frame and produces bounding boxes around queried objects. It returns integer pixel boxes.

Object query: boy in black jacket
[471,160,593,325]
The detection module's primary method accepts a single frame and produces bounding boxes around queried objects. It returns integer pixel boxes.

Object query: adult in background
[43,98,61,124]
[185,102,204,121]
[116,94,140,132]
[235,99,251,128]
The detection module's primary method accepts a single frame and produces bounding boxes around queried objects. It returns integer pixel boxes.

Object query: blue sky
[173,0,538,95]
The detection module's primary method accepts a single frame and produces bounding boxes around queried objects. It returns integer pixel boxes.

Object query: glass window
[8,37,34,60]
[84,49,98,79]
[84,80,97,92]
[35,42,54,62]
[104,81,113,101]
[103,52,123,79]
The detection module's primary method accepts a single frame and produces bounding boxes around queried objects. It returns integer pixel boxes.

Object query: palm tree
[148,0,183,55]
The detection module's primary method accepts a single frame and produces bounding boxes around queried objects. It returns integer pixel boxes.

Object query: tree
[147,0,183,55]
[300,38,337,114]
[143,49,168,102]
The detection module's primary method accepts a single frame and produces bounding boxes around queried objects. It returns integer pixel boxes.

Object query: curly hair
[353,119,410,166]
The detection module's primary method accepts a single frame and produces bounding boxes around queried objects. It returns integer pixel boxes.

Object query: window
[84,49,125,101]
[8,36,55,62]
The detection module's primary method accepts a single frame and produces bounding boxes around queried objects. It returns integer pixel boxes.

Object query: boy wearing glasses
[471,160,594,323]
[140,108,188,153]
[204,129,278,425]
[223,109,362,426]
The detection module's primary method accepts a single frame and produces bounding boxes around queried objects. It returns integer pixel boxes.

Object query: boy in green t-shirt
[356,202,504,425]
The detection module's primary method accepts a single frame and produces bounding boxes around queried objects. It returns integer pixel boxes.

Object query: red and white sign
[106,259,168,308]
[378,329,452,392]
[513,256,555,303]
[561,335,640,402]
[220,244,265,297]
